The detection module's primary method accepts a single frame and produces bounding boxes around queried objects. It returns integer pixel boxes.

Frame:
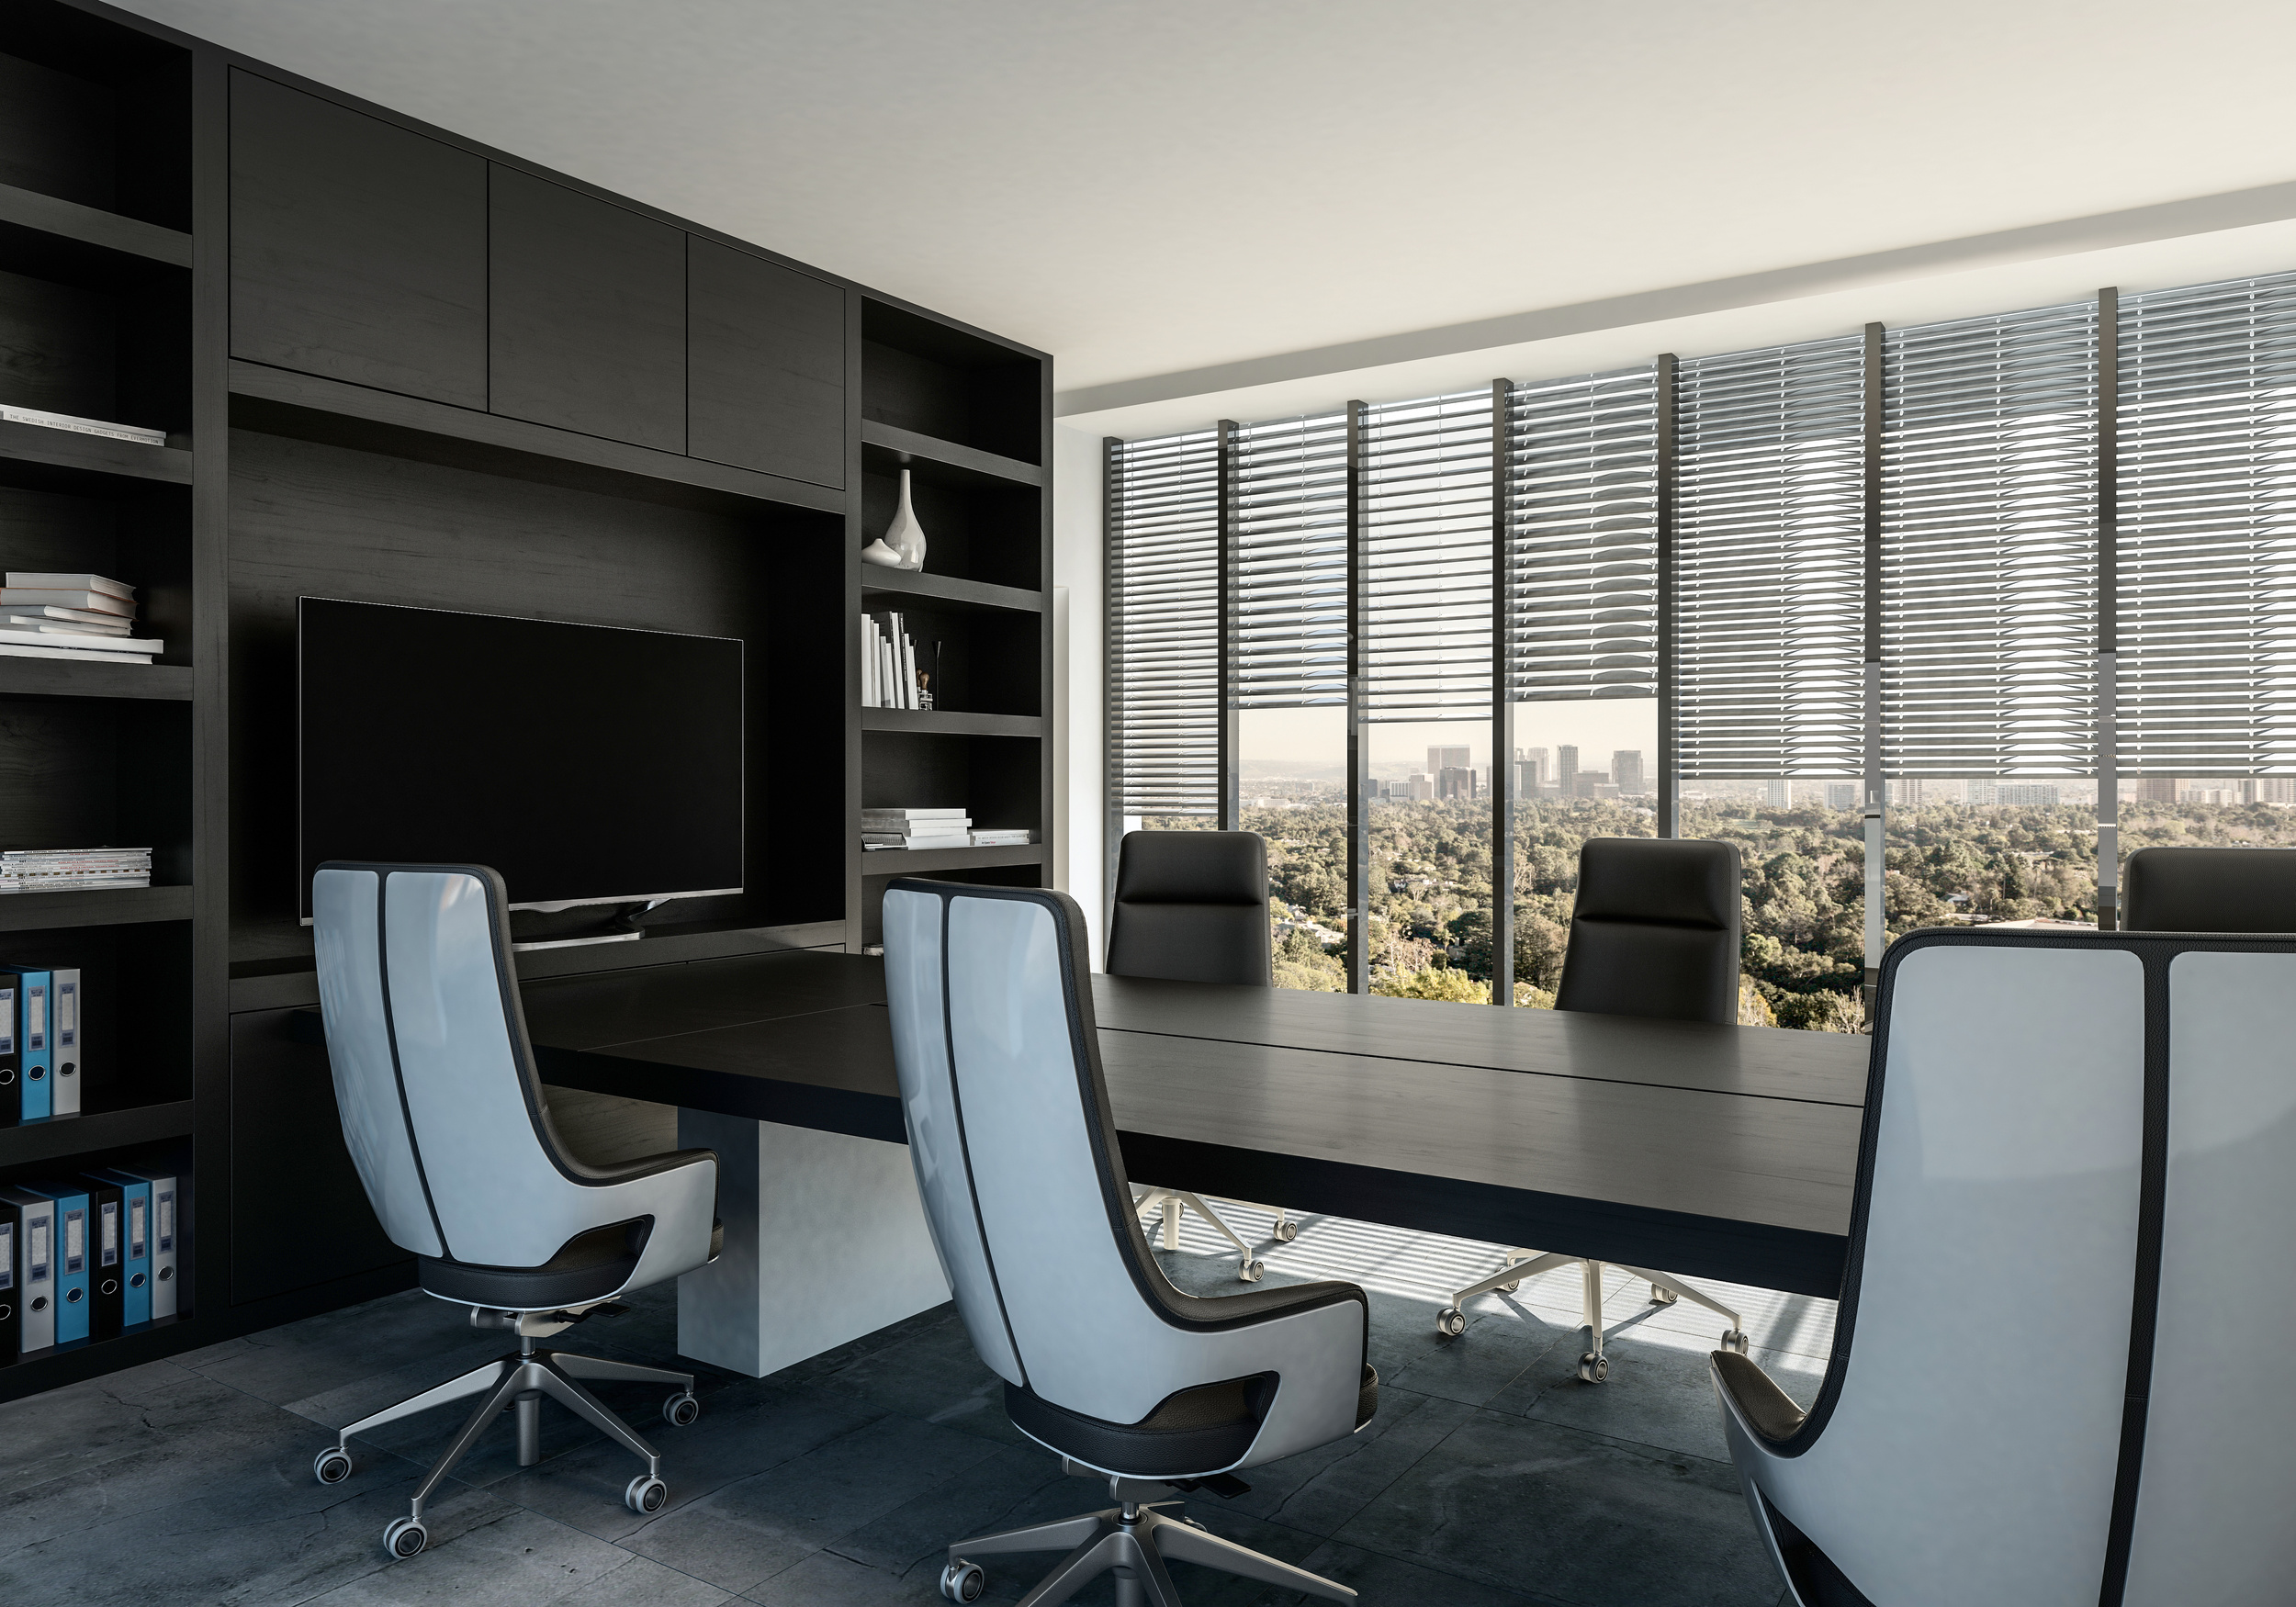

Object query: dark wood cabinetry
[1,0,1048,1406]
[489,166,686,451]
[688,238,844,487]
[228,72,486,408]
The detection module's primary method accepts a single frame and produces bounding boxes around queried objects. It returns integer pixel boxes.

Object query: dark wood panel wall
[0,0,1051,1405]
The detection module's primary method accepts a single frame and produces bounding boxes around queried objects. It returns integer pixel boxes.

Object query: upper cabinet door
[489,167,685,452]
[687,240,845,489]
[230,72,489,408]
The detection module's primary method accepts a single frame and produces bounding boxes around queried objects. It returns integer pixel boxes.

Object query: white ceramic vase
[870,468,927,571]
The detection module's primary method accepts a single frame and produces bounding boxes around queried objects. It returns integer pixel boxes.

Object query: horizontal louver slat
[1503,367,1657,706]
[1364,389,1494,722]
[2119,271,2296,776]
[1232,413,1349,709]
[1676,336,1863,777]
[1882,301,2099,777]
[1109,431,1221,815]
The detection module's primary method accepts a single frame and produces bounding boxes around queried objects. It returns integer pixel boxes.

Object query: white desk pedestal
[675,1110,950,1378]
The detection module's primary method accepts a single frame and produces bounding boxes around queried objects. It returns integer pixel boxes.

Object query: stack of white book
[861,612,936,710]
[969,828,1035,848]
[862,807,971,850]
[0,846,153,893]
[0,573,162,665]
[0,403,168,448]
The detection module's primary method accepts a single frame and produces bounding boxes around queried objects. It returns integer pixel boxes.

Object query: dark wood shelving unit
[0,658,192,699]
[863,707,1042,738]
[0,882,192,930]
[0,1098,194,1167]
[860,567,1041,615]
[1,0,1050,1405]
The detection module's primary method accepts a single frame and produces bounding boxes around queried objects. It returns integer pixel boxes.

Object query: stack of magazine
[0,573,161,665]
[0,847,153,893]
[862,807,969,850]
[0,403,167,448]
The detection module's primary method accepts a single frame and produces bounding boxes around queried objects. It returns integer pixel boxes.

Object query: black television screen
[298,598,744,917]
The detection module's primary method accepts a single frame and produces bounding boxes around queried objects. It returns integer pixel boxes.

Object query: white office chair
[1439,838,1749,1378]
[308,862,722,1560]
[1708,926,2296,1605]
[884,878,1375,1606]
[1109,829,1295,1281]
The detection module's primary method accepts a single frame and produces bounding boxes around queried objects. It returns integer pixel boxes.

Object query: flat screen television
[298,598,744,921]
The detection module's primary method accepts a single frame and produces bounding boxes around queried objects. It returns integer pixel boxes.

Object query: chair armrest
[1711,1349,1806,1443]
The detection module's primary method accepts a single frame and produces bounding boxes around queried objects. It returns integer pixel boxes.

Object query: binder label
[28,984,45,1051]
[1,985,12,1052]
[1,1222,11,1288]
[156,1191,174,1253]
[57,980,75,1046]
[64,1208,84,1275]
[129,1197,146,1260]
[100,1201,118,1266]
[28,1219,48,1282]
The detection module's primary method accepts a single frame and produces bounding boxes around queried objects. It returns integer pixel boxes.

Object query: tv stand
[511,929,643,953]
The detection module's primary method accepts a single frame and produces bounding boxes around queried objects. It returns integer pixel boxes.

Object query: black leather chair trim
[1009,1363,1379,1478]
[1554,838,1743,1026]
[418,1216,650,1309]
[2123,845,2296,933]
[1107,831,1273,987]
[1761,1493,1880,1607]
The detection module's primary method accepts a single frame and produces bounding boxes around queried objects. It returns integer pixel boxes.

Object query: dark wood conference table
[512,949,1869,1299]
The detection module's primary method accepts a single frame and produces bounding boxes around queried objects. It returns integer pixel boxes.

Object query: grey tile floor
[0,1206,1821,1606]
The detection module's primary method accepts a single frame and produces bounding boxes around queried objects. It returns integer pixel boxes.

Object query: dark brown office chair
[1106,830,1291,1277]
[1437,837,1752,1381]
[2123,845,2296,932]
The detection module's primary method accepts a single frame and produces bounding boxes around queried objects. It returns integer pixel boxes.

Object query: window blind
[2118,271,2296,776]
[1107,430,1221,815]
[1500,366,1658,704]
[1231,413,1349,708]
[1359,389,1495,722]
[1675,337,1863,776]
[1882,301,2099,777]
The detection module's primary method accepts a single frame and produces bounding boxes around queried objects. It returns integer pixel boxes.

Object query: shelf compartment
[861,843,1046,877]
[0,657,192,700]
[861,420,1041,489]
[0,882,191,931]
[0,917,193,1120]
[0,180,192,276]
[229,359,846,521]
[860,568,1041,616]
[0,416,191,489]
[863,708,1041,738]
[0,1096,192,1168]
[861,297,1043,466]
[0,6,193,235]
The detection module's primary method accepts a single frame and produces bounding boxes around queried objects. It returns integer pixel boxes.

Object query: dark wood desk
[512,950,1868,1298]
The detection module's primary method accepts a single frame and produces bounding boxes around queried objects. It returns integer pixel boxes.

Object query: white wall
[1050,422,1106,965]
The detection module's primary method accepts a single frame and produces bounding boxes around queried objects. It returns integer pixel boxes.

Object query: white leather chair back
[882,880,1362,1464]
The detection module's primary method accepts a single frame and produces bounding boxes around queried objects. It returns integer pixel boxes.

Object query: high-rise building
[1613,750,1645,795]
[2134,777,2179,803]
[1826,781,1859,811]
[2248,778,2296,804]
[1572,769,1610,799]
[1516,746,1548,794]
[1997,783,2060,806]
[1406,773,1435,801]
[1765,777,1792,807]
[1428,745,1469,778]
[1558,745,1580,796]
[1436,766,1477,800]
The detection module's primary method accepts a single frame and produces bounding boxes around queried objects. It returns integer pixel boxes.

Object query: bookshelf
[0,0,1051,1405]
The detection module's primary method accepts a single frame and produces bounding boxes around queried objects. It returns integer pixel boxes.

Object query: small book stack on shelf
[0,574,162,665]
[0,847,153,893]
[970,828,1036,848]
[861,612,938,710]
[0,404,168,448]
[862,808,970,851]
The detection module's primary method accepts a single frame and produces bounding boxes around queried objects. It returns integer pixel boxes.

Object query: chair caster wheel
[1722,1329,1750,1354]
[1497,1272,1522,1293]
[1273,1219,1299,1242]
[1436,1306,1466,1337]
[940,1557,985,1601]
[625,1474,669,1514]
[663,1391,701,1427]
[383,1517,428,1558]
[1238,1259,1265,1282]
[314,1448,353,1486]
[1650,1284,1678,1306]
[1578,1352,1609,1384]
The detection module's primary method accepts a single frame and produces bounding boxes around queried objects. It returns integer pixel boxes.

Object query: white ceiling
[120,0,2296,407]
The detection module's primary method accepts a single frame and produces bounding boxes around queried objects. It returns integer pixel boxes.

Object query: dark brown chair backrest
[2123,846,2296,933]
[1106,830,1272,987]
[1555,837,1742,1024]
